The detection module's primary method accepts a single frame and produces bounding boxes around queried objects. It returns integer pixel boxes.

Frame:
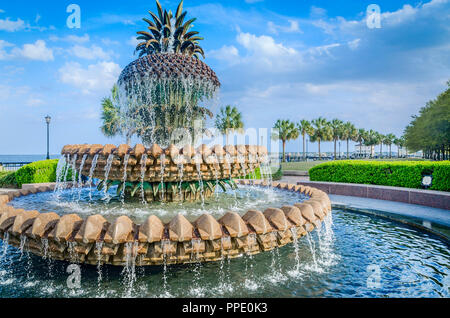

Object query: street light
[45,115,51,160]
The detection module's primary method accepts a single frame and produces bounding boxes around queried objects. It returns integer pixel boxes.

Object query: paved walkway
[330,194,450,228]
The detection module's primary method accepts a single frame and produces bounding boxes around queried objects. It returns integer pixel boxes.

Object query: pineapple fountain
[0,0,332,269]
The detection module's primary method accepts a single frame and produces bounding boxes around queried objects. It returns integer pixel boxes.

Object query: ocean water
[0,155,60,164]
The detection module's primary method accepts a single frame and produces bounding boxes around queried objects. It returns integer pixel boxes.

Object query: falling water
[60,154,71,193]
[76,154,87,201]
[54,155,67,196]
[86,154,99,200]
[1,233,9,261]
[194,154,205,205]
[102,154,114,199]
[177,162,184,202]
[122,241,138,297]
[96,242,103,288]
[305,232,320,272]
[140,154,148,204]
[288,227,301,277]
[19,235,27,260]
[41,238,49,259]
[70,154,78,195]
[120,154,130,203]
[159,154,166,202]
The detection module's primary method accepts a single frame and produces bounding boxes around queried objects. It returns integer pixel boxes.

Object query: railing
[0,162,32,171]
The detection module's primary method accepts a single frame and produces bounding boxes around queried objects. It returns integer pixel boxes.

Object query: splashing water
[159,154,166,202]
[102,154,114,199]
[140,154,148,204]
[86,154,99,201]
[120,154,130,203]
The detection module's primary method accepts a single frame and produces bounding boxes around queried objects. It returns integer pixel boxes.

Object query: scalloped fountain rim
[0,181,332,266]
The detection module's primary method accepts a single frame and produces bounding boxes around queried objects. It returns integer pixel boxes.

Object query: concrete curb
[295,181,450,210]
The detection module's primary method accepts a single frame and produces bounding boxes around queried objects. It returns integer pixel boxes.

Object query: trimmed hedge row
[15,159,60,187]
[309,160,450,192]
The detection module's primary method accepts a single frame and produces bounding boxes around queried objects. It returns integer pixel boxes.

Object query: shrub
[309,160,450,192]
[0,171,18,188]
[15,159,60,187]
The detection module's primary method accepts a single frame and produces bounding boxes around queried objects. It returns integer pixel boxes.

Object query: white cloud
[208,45,240,64]
[69,44,113,60]
[58,61,121,94]
[0,39,13,59]
[347,39,361,50]
[12,40,54,61]
[26,98,45,107]
[268,20,301,34]
[0,17,26,32]
[245,0,264,3]
[237,32,297,57]
[50,34,90,44]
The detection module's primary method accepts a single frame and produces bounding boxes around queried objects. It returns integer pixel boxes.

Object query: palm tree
[297,120,314,160]
[215,105,244,145]
[272,120,299,162]
[341,122,357,159]
[364,130,379,158]
[394,136,405,158]
[376,132,385,158]
[135,0,205,59]
[310,117,332,160]
[355,129,366,157]
[384,133,396,158]
[330,119,344,160]
[101,85,121,139]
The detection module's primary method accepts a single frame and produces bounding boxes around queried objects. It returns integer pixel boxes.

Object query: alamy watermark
[66,4,81,29]
[366,4,381,29]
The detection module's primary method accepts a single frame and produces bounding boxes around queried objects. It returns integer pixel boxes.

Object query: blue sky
[0,0,449,155]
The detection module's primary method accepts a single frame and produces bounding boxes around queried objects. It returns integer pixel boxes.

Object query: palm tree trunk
[347,138,349,159]
[334,139,337,160]
[359,141,362,157]
[302,133,306,161]
[318,139,321,159]
[282,140,286,163]
[225,134,229,146]
[389,145,392,158]
[380,143,383,158]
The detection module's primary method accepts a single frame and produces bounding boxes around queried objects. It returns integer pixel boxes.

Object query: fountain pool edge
[0,180,331,266]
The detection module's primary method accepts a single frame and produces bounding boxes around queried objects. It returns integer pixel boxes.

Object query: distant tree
[355,129,366,157]
[215,105,244,145]
[394,136,406,158]
[404,81,450,160]
[384,133,396,158]
[330,119,344,160]
[341,122,358,159]
[310,117,332,159]
[297,120,314,160]
[100,85,129,143]
[363,130,379,158]
[375,132,385,158]
[272,119,299,162]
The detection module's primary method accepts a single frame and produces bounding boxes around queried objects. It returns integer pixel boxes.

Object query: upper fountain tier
[61,144,269,184]
[118,53,221,88]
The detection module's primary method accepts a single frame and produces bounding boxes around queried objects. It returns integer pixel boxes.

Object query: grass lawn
[281,158,426,172]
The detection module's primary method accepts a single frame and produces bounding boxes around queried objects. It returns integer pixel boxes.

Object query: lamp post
[45,115,51,160]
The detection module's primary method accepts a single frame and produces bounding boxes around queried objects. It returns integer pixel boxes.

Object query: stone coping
[62,144,269,183]
[296,181,450,210]
[0,181,331,266]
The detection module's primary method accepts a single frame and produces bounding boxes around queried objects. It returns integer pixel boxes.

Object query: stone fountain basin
[0,181,331,266]
[61,144,269,183]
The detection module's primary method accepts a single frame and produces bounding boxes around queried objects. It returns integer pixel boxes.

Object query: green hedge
[15,159,60,187]
[242,166,283,181]
[309,160,450,191]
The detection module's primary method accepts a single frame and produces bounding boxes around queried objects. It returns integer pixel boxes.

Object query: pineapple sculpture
[117,0,220,147]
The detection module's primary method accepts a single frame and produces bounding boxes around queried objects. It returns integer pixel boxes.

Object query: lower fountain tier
[0,181,333,266]
[97,179,236,202]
